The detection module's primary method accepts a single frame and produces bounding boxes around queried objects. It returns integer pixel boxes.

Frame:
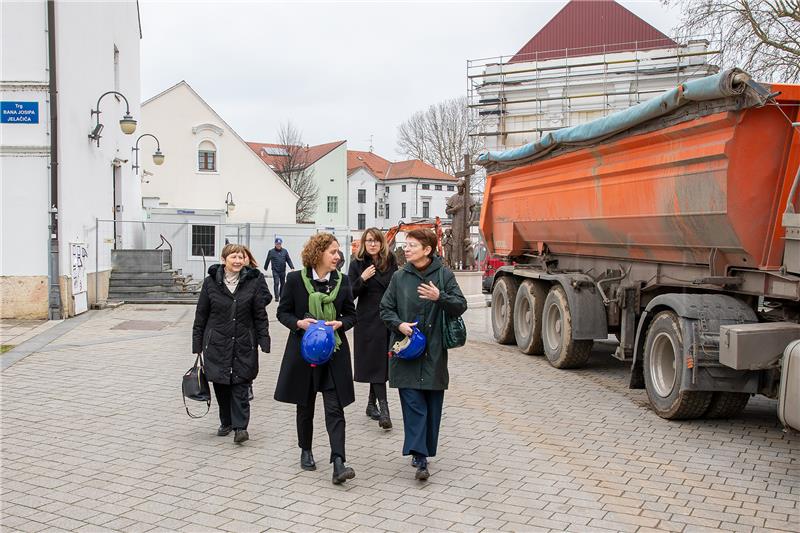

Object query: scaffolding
[467,36,722,155]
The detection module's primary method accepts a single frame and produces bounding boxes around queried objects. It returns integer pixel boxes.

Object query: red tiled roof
[347,151,455,181]
[247,140,345,170]
[510,0,676,63]
[385,159,455,181]
[347,150,392,178]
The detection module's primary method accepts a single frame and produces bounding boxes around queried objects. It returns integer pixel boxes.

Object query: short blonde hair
[301,233,338,268]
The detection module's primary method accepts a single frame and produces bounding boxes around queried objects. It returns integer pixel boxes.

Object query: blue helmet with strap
[390,326,426,360]
[301,323,335,366]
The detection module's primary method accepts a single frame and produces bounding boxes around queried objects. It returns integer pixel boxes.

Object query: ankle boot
[365,390,380,420]
[378,399,392,429]
[300,449,316,471]
[331,456,355,485]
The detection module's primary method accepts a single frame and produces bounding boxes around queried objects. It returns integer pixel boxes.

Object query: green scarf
[301,268,344,351]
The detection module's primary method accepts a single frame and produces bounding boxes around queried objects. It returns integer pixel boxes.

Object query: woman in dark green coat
[379,229,467,481]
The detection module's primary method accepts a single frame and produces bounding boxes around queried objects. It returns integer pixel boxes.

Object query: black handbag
[437,268,467,349]
[182,354,211,418]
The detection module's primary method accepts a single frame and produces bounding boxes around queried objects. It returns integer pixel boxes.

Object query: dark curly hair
[301,232,339,268]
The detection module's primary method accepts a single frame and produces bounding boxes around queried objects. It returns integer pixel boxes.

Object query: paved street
[1,304,798,532]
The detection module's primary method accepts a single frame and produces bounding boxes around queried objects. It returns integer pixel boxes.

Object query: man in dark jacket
[265,238,294,301]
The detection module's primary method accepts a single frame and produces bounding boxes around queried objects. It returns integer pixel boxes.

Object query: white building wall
[56,0,142,267]
[1,0,142,318]
[1,0,50,282]
[347,167,378,233]
[140,82,297,228]
[311,143,347,227]
[383,179,455,225]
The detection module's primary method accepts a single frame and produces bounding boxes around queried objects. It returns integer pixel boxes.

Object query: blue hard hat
[391,327,427,360]
[301,322,335,366]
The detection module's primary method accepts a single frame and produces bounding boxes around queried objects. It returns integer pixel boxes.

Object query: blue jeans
[398,388,445,458]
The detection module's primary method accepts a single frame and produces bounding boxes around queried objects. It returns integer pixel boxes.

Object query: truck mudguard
[630,294,758,390]
[511,268,608,340]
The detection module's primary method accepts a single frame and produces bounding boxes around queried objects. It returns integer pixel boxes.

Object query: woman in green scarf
[274,233,358,485]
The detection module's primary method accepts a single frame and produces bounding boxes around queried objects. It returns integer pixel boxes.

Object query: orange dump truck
[478,70,800,426]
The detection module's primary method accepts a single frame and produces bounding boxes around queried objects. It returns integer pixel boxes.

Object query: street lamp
[88,91,137,146]
[225,192,236,215]
[131,133,165,174]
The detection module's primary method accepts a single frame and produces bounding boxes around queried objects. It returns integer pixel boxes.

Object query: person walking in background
[241,245,271,402]
[192,244,271,444]
[274,233,358,484]
[348,228,397,429]
[265,237,294,301]
[379,229,467,480]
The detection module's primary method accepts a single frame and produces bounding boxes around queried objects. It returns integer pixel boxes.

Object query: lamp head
[152,150,165,165]
[119,113,137,135]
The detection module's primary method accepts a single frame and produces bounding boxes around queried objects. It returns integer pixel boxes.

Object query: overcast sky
[139,1,681,159]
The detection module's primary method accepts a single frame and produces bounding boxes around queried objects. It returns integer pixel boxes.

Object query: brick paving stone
[2,304,799,532]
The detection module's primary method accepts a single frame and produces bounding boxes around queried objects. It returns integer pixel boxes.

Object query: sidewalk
[1,304,798,532]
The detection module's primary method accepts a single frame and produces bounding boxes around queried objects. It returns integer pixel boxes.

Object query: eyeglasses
[364,240,379,245]
[403,242,422,249]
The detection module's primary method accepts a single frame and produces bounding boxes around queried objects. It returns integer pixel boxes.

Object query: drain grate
[132,307,167,312]
[111,320,168,331]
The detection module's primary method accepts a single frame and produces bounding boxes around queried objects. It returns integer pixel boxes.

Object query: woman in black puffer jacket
[192,244,271,444]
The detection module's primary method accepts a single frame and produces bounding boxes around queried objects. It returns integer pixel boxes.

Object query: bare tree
[664,0,800,82]
[396,96,484,176]
[273,122,319,223]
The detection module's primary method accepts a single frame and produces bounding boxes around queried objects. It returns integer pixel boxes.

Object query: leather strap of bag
[183,354,210,419]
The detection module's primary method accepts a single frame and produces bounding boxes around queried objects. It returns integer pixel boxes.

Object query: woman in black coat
[192,244,271,444]
[348,228,397,429]
[274,233,358,485]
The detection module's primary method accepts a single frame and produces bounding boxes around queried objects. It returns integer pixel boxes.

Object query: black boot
[331,456,355,485]
[365,390,380,420]
[300,449,316,471]
[378,399,392,429]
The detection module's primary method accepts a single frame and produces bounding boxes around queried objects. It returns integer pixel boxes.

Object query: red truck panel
[480,84,800,272]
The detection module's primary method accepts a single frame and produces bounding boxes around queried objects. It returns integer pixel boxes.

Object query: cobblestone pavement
[1,304,798,532]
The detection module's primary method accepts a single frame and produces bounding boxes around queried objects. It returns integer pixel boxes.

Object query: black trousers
[213,382,251,430]
[273,271,286,301]
[296,389,346,463]
[370,382,388,403]
[398,388,445,458]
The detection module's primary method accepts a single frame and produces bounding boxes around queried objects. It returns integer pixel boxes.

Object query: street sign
[1,101,39,124]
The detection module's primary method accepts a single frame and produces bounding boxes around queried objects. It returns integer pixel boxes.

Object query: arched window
[198,140,217,172]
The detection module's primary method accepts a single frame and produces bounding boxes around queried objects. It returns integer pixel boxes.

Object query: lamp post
[88,91,137,146]
[131,133,165,174]
[225,192,236,216]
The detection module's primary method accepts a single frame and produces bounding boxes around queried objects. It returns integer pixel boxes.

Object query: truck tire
[513,280,547,355]
[541,285,593,368]
[492,276,520,344]
[643,311,712,419]
[704,392,750,418]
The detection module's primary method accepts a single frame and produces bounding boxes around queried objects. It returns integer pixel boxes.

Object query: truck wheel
[492,276,520,344]
[704,392,750,418]
[542,285,593,368]
[643,311,712,419]
[513,280,547,355]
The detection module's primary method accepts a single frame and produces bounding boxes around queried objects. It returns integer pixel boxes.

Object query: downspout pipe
[47,0,62,319]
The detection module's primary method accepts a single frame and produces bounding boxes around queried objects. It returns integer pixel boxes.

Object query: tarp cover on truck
[476,69,771,172]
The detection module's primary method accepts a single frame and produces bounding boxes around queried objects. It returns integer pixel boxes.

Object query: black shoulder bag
[182,353,211,418]
[437,268,467,349]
